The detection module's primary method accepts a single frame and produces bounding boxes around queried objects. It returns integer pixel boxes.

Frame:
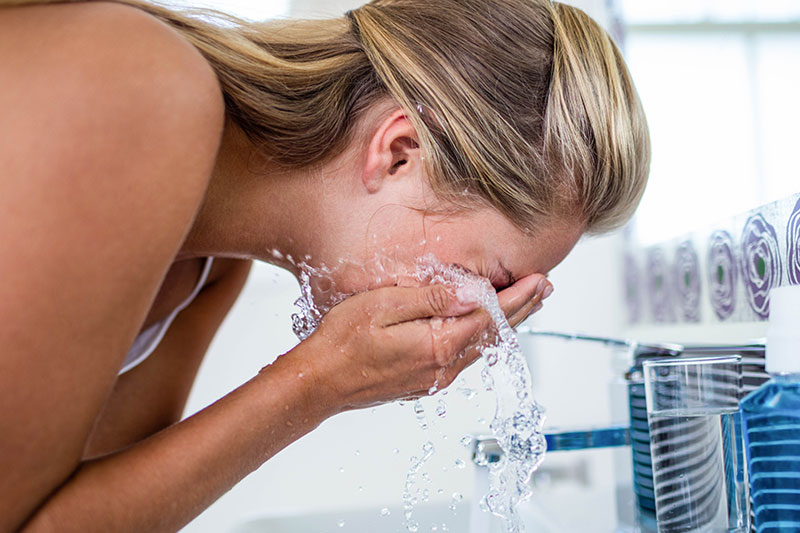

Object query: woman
[0,0,649,530]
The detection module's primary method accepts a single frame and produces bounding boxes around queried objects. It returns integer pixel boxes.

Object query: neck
[178,119,325,274]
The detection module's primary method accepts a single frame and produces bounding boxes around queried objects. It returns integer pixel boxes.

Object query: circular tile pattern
[646,247,674,323]
[674,241,701,322]
[707,230,737,320]
[624,252,642,323]
[741,214,782,319]
[787,198,800,286]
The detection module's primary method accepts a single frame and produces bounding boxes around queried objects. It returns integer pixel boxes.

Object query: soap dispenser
[740,285,800,532]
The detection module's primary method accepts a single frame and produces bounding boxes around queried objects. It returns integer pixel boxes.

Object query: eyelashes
[451,262,507,291]
[450,263,475,276]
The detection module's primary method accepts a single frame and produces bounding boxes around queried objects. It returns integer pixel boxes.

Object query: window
[617,0,800,244]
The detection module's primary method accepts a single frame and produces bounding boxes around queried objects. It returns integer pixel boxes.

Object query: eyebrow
[499,263,516,286]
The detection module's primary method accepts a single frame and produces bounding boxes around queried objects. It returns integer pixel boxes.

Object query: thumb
[378,285,480,326]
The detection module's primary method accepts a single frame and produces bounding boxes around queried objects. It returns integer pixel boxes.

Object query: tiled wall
[625,192,800,325]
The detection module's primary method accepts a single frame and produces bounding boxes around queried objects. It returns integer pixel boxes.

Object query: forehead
[500,221,583,280]
[424,208,583,277]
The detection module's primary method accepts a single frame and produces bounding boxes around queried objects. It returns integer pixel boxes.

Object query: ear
[361,109,421,194]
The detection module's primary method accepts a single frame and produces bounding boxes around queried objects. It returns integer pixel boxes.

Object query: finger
[430,310,492,367]
[450,342,484,375]
[497,274,548,319]
[376,284,479,327]
[432,342,485,392]
[391,307,492,368]
[507,301,544,328]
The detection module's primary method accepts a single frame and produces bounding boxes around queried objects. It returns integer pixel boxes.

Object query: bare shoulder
[0,3,228,528]
[0,1,224,134]
[0,0,226,265]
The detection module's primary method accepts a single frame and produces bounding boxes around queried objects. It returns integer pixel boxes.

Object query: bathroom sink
[232,502,469,533]
[232,486,618,533]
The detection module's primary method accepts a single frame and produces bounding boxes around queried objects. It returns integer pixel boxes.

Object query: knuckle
[425,285,450,314]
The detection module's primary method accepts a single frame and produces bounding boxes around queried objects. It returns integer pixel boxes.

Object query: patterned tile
[625,192,800,324]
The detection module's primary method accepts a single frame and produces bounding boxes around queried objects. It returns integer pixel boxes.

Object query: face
[296,106,583,305]
[304,192,582,308]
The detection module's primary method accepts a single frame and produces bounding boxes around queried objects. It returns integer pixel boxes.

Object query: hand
[284,284,491,412]
[497,273,553,327]
[279,273,552,413]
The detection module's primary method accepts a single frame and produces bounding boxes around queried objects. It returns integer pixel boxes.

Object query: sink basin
[232,503,469,533]
[232,485,621,533]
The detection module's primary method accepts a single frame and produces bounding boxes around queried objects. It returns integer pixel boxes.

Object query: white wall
[182,1,620,531]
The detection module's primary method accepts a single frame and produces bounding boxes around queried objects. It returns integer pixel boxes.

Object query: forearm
[21,355,333,533]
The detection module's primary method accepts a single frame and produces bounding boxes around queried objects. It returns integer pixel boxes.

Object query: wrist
[260,340,344,422]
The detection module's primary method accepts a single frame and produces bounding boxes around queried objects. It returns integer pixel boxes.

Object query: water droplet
[457,387,477,400]
[435,400,447,418]
[413,400,428,430]
[337,519,345,528]
[512,412,532,433]
[454,458,466,469]
[460,435,473,448]
[393,448,400,454]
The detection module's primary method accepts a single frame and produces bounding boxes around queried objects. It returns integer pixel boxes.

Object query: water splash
[411,255,546,532]
[289,253,546,532]
[403,441,436,532]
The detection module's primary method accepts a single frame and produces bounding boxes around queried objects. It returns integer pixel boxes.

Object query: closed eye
[452,262,510,292]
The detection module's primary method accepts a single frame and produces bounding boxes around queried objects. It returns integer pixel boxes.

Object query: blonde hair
[5,0,649,234]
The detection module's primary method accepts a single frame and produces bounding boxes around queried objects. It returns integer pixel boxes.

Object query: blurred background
[170,0,799,530]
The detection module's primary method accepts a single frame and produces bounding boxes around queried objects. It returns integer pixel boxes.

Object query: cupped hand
[285,284,490,412]
[281,274,552,413]
[441,273,553,380]
[496,273,553,328]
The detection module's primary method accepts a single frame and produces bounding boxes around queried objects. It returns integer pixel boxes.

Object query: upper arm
[0,3,224,529]
[84,259,253,460]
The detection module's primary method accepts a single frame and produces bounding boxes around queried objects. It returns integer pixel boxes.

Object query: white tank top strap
[118,257,214,375]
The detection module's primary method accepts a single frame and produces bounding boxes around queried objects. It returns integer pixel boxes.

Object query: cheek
[318,259,422,302]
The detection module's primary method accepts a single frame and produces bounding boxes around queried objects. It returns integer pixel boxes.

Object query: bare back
[0,2,227,528]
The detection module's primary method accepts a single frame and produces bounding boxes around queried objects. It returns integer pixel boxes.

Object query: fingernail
[542,284,554,300]
[535,278,548,298]
[451,286,480,315]
[456,285,478,304]
[531,302,544,315]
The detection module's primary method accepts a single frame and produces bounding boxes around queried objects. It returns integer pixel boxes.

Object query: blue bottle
[740,285,800,532]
